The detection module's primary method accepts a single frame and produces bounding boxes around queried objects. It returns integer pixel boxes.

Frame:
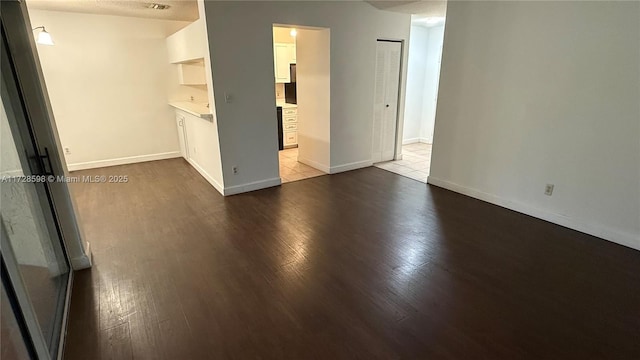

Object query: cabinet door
[274,43,291,83]
[176,114,188,159]
[284,131,298,146]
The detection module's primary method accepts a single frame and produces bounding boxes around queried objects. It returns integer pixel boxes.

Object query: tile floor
[374,142,432,183]
[279,147,326,183]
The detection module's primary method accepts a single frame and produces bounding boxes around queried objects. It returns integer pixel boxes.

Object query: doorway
[273,25,330,183]
[371,40,403,164]
[374,15,445,183]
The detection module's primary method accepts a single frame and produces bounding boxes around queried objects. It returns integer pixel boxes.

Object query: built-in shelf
[177,60,206,85]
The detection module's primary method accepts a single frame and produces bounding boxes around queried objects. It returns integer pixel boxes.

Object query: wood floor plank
[100,322,132,360]
[63,159,640,359]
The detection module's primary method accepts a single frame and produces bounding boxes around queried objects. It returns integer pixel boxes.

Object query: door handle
[28,147,54,176]
[385,104,390,108]
[40,147,54,176]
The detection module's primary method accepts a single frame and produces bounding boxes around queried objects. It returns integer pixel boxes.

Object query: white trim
[330,159,373,174]
[69,241,92,269]
[402,138,420,144]
[426,176,640,251]
[297,157,330,173]
[402,138,431,145]
[186,158,225,195]
[224,177,281,196]
[67,151,181,171]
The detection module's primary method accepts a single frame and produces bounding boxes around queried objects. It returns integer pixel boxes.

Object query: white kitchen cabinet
[281,107,298,148]
[283,108,297,116]
[175,113,189,159]
[274,43,296,83]
[166,19,206,63]
[177,62,206,85]
[284,131,298,147]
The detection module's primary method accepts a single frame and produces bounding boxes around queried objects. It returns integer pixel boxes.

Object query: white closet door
[372,41,402,163]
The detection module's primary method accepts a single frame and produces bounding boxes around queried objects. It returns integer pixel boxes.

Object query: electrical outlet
[544,184,554,196]
[224,92,232,103]
[64,147,71,155]
[232,166,238,175]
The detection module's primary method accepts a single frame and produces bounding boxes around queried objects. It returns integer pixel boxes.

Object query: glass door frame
[1,21,73,360]
[1,0,88,358]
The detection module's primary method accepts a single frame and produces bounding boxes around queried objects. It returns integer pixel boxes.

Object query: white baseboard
[187,158,225,195]
[426,176,640,251]
[297,157,330,173]
[330,159,373,174]
[67,151,181,171]
[224,177,281,196]
[402,138,432,145]
[70,241,92,270]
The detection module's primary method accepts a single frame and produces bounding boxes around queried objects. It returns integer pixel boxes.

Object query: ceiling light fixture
[290,28,297,37]
[147,3,171,10]
[32,26,54,46]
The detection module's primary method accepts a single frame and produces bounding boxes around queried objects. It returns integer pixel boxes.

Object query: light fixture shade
[290,29,297,37]
[36,30,54,46]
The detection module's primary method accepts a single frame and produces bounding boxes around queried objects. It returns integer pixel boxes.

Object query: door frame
[372,39,405,163]
[1,0,89,358]
[0,1,89,269]
[1,20,73,360]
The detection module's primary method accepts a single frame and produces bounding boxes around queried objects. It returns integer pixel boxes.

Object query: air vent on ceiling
[147,3,171,10]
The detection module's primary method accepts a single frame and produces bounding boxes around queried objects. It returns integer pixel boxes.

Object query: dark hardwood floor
[64,159,640,359]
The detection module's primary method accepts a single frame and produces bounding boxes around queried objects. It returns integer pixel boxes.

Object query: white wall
[296,28,331,172]
[403,25,429,143]
[27,9,188,170]
[403,24,444,145]
[202,1,410,191]
[430,1,640,249]
[273,27,296,44]
[420,24,444,143]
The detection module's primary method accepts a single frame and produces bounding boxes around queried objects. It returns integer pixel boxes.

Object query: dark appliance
[277,106,284,150]
[284,82,296,104]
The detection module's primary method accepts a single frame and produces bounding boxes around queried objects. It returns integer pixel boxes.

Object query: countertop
[169,101,213,121]
[276,101,297,109]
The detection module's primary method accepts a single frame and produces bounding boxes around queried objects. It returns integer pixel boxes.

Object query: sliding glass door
[1,11,72,359]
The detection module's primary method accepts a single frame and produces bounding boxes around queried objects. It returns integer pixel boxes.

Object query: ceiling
[26,0,199,21]
[366,0,447,17]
